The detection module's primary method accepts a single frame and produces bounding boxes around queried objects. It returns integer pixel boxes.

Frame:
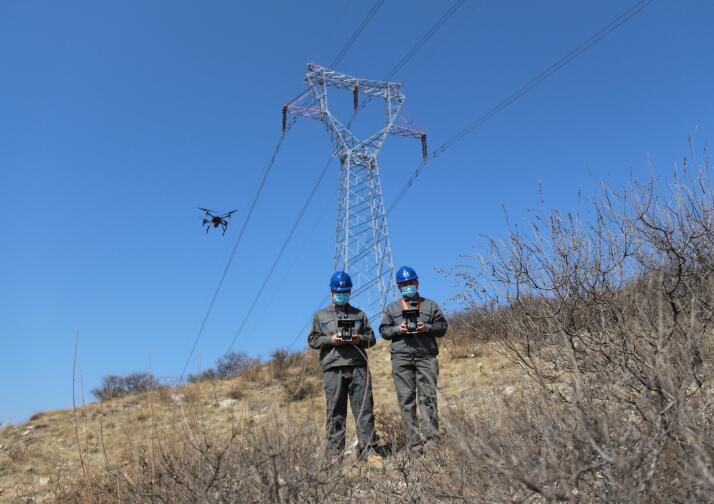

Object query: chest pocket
[318,317,337,336]
[419,307,433,324]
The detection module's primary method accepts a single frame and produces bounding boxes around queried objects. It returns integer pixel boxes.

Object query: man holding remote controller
[379,266,448,454]
[308,271,382,463]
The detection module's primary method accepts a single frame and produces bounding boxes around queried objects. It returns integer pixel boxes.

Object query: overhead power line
[227,0,654,361]
[226,0,467,354]
[180,124,293,380]
[225,156,334,354]
[384,0,466,81]
[345,0,467,129]
[330,0,385,69]
[387,0,655,215]
[179,0,386,379]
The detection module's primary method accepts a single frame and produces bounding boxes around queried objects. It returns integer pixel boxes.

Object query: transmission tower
[283,63,427,317]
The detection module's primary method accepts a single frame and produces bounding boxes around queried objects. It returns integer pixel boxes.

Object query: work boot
[366,452,384,469]
[360,447,384,467]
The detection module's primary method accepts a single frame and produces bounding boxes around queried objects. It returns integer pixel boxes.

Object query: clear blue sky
[2,0,713,423]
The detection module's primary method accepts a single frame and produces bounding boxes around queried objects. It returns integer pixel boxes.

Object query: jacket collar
[330,302,352,313]
[400,296,423,307]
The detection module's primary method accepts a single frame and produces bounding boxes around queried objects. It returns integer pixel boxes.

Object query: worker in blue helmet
[379,266,448,453]
[308,271,382,464]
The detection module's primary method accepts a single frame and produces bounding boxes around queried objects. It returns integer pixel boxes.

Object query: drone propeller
[198,207,215,215]
[220,209,239,219]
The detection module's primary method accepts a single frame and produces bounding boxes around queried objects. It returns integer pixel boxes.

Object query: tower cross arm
[307,63,405,100]
[282,63,427,159]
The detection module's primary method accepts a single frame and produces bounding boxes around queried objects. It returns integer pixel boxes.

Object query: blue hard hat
[329,271,353,292]
[395,266,418,284]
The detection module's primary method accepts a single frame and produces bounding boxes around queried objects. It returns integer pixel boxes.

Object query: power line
[226,1,467,354]
[384,0,467,81]
[180,123,294,380]
[330,0,385,69]
[246,197,332,343]
[387,0,655,215]
[287,293,331,350]
[225,156,334,354]
[179,0,386,379]
[346,0,468,129]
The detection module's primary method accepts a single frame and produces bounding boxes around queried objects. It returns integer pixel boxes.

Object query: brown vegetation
[448,157,714,501]
[0,337,512,503]
[1,156,712,502]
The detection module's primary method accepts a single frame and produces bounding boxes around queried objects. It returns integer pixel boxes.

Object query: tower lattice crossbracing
[284,63,427,317]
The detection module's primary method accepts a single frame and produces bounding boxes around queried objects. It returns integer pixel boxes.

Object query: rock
[687,385,700,396]
[171,394,187,405]
[38,477,50,486]
[218,399,237,409]
[503,385,516,397]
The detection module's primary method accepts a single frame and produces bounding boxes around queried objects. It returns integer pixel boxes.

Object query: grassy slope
[0,340,516,502]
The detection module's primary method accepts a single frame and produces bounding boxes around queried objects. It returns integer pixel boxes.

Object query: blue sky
[1,0,713,422]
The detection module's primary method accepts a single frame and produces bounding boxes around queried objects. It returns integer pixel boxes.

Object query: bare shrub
[123,373,161,394]
[227,384,243,400]
[440,312,484,358]
[270,348,302,381]
[91,373,161,402]
[374,408,407,453]
[281,375,320,403]
[240,361,265,383]
[52,414,344,504]
[450,156,714,501]
[188,351,262,383]
[49,152,714,504]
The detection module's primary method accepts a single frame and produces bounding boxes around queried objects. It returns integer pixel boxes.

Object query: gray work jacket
[379,297,448,356]
[308,303,376,371]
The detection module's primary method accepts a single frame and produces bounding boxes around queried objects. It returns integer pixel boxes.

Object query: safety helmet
[395,266,418,284]
[329,271,353,292]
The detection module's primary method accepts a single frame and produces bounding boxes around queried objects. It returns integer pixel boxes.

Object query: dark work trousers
[391,352,439,450]
[322,365,378,457]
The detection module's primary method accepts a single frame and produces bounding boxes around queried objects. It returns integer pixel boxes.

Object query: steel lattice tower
[284,63,427,316]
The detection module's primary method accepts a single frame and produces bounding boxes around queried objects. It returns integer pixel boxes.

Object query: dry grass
[0,340,513,503]
[5,156,713,502]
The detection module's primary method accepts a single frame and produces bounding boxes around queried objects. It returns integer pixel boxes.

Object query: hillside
[0,338,517,503]
[4,168,714,503]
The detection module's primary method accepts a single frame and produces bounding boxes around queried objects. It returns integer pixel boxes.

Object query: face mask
[401,285,418,298]
[333,293,350,305]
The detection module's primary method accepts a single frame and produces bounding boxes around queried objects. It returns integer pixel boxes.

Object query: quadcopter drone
[199,208,238,235]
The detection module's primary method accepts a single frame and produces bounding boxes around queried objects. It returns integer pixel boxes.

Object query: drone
[199,208,238,235]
